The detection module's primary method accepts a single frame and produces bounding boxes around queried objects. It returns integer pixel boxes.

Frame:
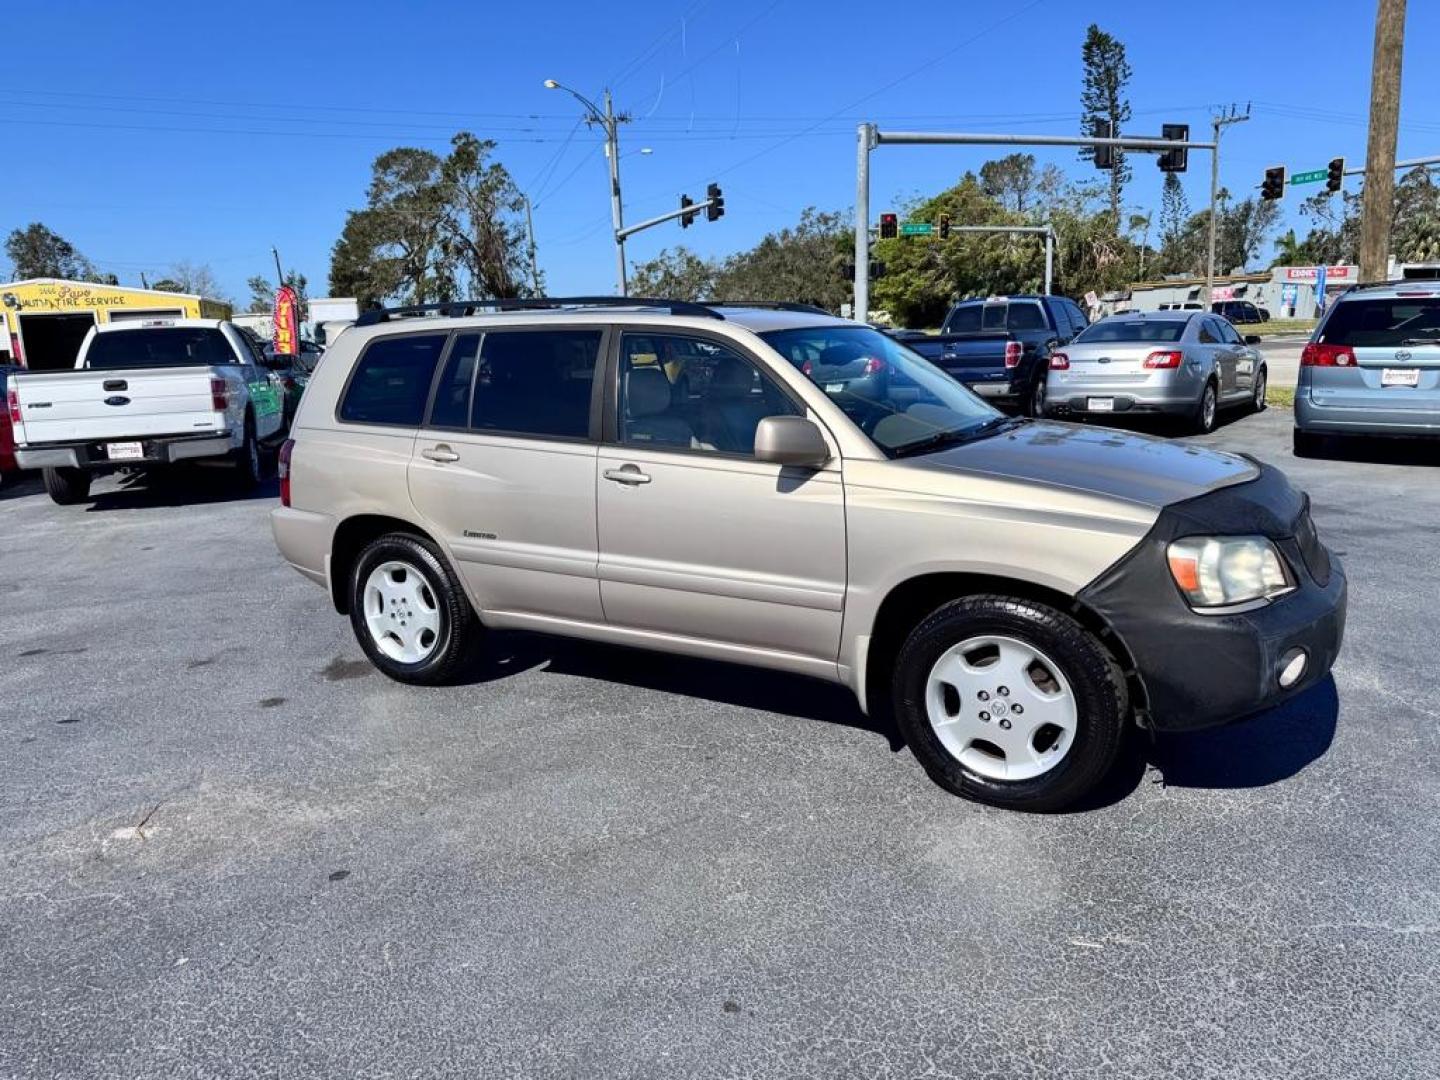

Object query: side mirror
[1244,334,1262,345]
[753,416,830,468]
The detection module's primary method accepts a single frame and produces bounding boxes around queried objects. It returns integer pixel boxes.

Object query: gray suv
[1294,279,1440,455]
[272,298,1346,812]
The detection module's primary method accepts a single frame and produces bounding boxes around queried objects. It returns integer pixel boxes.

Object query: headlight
[1166,536,1295,610]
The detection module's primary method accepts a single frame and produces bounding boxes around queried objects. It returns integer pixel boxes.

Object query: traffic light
[1261,165,1286,201]
[679,193,695,228]
[705,182,724,221]
[1326,157,1345,194]
[939,214,951,240]
[1092,119,1115,170]
[1158,123,1189,173]
[879,212,898,239]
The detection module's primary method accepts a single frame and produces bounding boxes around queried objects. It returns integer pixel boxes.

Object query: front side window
[618,333,798,455]
[1321,297,1440,347]
[338,333,447,426]
[762,325,999,458]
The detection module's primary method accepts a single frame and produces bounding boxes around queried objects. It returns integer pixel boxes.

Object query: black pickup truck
[895,294,1090,415]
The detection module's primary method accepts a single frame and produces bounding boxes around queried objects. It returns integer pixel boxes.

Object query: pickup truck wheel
[232,418,263,490]
[1192,380,1219,434]
[893,595,1127,812]
[349,533,480,685]
[1027,376,1048,418]
[42,466,92,506]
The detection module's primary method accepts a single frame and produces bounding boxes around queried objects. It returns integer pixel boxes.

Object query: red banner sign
[1285,266,1352,281]
[273,285,299,356]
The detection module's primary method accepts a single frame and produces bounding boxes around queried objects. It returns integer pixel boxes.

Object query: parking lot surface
[2,408,1436,1080]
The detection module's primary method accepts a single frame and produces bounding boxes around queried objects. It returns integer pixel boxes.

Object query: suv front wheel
[348,533,481,684]
[892,595,1128,811]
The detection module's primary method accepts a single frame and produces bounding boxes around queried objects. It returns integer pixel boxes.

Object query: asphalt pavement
[1257,335,1307,389]
[2,409,1436,1080]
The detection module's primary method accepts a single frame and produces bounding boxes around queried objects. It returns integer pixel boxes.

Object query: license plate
[825,382,845,393]
[1087,397,1116,412]
[1382,368,1420,387]
[105,441,144,460]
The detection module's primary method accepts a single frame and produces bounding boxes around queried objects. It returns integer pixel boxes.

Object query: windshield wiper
[891,416,1022,458]
[1399,336,1440,345]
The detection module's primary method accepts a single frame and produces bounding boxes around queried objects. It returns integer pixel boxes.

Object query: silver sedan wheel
[924,635,1078,781]
[362,560,442,664]
[1201,384,1217,430]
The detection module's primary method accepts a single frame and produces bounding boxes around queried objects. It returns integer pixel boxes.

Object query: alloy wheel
[362,560,442,663]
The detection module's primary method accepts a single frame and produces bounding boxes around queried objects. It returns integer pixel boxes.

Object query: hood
[908,420,1259,509]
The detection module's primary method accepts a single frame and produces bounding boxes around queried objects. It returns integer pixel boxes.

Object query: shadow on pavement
[1303,435,1440,468]
[1148,675,1339,789]
[83,467,280,511]
[0,472,43,500]
[462,629,904,750]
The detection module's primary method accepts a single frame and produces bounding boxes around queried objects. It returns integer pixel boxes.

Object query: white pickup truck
[8,318,287,504]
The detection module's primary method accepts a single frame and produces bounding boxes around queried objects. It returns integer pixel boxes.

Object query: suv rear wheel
[892,595,1127,811]
[348,533,481,684]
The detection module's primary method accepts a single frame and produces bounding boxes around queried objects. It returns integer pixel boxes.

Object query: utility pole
[1359,0,1407,282]
[544,80,631,296]
[1205,105,1250,308]
[523,195,540,294]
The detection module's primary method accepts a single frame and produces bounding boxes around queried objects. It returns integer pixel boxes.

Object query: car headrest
[626,366,673,418]
[709,356,753,398]
[819,342,866,366]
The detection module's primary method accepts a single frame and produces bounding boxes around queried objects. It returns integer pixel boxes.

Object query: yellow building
[0,279,233,370]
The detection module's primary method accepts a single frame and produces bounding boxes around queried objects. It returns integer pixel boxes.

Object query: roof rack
[1340,277,1440,294]
[702,300,833,316]
[354,296,724,326]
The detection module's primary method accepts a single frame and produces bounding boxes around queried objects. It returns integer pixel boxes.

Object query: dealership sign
[1285,265,1352,281]
[273,285,299,356]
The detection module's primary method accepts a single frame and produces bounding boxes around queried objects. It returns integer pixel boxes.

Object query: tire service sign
[273,285,300,357]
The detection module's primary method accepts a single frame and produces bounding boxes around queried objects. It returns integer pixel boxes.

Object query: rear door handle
[603,466,651,485]
[421,444,460,463]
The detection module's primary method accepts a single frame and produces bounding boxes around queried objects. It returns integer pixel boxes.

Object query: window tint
[1006,303,1046,331]
[470,329,599,439]
[85,328,238,370]
[429,333,480,429]
[619,333,798,455]
[944,305,983,333]
[1074,319,1187,344]
[1321,297,1440,347]
[1197,319,1219,345]
[338,333,447,426]
[1217,320,1243,345]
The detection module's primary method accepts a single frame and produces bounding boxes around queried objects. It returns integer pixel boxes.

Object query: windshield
[760,325,1000,457]
[85,328,237,370]
[1321,297,1440,347]
[1075,319,1187,344]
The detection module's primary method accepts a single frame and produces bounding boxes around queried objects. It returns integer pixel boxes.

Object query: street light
[545,78,630,295]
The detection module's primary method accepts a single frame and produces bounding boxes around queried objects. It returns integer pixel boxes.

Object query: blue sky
[3,0,1436,301]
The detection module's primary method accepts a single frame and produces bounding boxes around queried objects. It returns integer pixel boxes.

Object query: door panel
[596,447,845,660]
[410,435,603,621]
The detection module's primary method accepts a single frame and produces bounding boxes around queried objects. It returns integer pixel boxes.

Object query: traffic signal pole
[854,126,1214,322]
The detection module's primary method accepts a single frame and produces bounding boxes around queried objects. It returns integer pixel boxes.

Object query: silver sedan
[1043,312,1267,433]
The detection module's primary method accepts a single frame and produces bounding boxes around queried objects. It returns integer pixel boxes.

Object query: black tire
[1026,374,1048,418]
[1192,380,1219,434]
[348,533,481,685]
[231,414,263,490]
[1292,428,1329,459]
[1251,366,1268,413]
[892,595,1128,812]
[42,466,91,505]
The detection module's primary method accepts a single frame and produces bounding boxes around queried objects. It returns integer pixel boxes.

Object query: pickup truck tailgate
[13,367,225,444]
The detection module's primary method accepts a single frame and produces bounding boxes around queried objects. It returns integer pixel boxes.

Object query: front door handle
[421,444,460,463]
[603,465,652,485]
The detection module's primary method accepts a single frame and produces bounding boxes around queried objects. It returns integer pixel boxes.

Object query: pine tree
[1079,25,1133,226]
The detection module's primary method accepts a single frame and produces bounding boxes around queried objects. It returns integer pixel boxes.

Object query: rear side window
[1321,297,1440,347]
[85,328,237,370]
[469,329,600,439]
[338,333,447,426]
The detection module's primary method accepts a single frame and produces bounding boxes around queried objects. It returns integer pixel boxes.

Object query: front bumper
[1079,462,1346,731]
[16,433,233,470]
